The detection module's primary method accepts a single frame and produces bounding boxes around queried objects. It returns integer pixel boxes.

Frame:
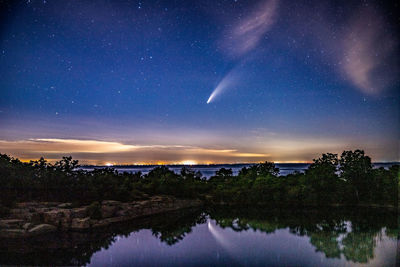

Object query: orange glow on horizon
[179,160,197,165]
[15,159,311,165]
[0,137,390,164]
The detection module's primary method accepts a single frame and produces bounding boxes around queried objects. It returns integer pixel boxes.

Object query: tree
[305,153,340,204]
[254,161,280,177]
[55,156,79,174]
[180,167,202,180]
[215,168,233,178]
[339,150,372,202]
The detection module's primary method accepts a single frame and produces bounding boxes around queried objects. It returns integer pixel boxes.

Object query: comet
[206,67,242,104]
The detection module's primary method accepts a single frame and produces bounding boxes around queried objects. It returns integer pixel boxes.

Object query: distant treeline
[0,150,398,209]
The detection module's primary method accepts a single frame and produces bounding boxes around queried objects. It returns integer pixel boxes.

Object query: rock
[43,209,72,228]
[22,223,32,230]
[0,219,24,228]
[31,212,44,224]
[115,210,126,216]
[2,197,204,237]
[0,221,10,229]
[102,200,121,205]
[71,217,91,230]
[28,224,56,235]
[42,202,61,207]
[8,209,32,220]
[16,202,43,209]
[101,201,121,218]
[71,207,87,218]
[91,216,126,228]
[58,203,72,208]
[0,229,26,238]
[101,206,116,218]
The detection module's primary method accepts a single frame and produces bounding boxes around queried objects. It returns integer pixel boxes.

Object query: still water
[1,207,398,266]
[80,163,397,179]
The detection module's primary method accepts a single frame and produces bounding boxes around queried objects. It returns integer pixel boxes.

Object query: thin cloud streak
[341,7,398,94]
[0,138,270,164]
[209,0,279,103]
[0,134,394,164]
[222,0,279,58]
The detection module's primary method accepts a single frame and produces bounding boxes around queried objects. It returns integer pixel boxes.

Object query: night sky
[0,0,399,164]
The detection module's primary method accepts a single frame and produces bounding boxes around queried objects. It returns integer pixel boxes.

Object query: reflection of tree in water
[208,207,397,264]
[0,207,397,265]
[341,231,376,263]
[310,231,342,258]
[0,208,205,266]
[150,209,207,245]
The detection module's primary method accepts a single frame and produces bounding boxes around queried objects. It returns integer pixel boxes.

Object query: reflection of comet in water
[206,68,241,104]
[208,219,242,264]
[208,220,231,247]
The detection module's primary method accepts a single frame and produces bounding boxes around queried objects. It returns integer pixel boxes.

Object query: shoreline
[0,196,203,238]
[1,196,397,238]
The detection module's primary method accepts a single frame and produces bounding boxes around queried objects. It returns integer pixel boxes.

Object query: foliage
[0,150,398,208]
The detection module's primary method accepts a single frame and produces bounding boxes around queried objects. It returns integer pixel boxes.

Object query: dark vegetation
[0,150,398,209]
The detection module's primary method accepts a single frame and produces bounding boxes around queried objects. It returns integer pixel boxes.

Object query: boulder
[23,223,33,230]
[71,207,88,218]
[8,209,31,220]
[0,219,24,228]
[115,210,127,217]
[101,201,121,218]
[41,202,61,207]
[16,202,43,209]
[58,203,72,209]
[102,200,121,205]
[31,212,44,224]
[0,229,26,238]
[71,217,91,230]
[28,224,56,235]
[43,209,72,228]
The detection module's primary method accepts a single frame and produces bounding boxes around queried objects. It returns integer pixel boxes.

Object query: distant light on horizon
[180,160,197,165]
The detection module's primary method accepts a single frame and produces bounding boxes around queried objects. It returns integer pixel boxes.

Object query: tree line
[0,149,398,209]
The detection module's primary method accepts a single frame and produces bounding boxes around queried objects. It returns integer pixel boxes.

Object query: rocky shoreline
[0,196,203,238]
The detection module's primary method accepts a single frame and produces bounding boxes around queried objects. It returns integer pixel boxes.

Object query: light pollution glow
[0,136,395,165]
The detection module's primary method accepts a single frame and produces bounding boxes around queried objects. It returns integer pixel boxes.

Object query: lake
[80,162,398,179]
[1,207,398,266]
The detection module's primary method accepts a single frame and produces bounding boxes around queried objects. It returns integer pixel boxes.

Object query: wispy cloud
[0,133,393,163]
[341,7,398,94]
[222,0,279,58]
[283,2,398,95]
[30,138,140,153]
[209,0,279,103]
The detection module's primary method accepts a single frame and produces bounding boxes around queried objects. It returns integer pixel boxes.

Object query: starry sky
[0,0,399,164]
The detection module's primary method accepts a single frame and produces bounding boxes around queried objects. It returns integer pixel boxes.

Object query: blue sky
[0,0,398,164]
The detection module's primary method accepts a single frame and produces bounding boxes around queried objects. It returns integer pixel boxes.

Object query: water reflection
[0,207,397,266]
[209,207,398,265]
